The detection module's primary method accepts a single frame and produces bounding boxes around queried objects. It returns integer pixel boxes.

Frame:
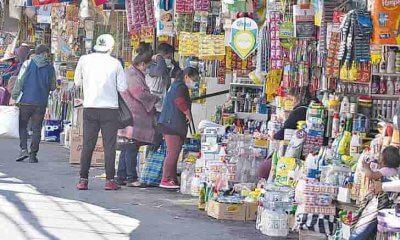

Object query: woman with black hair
[273,86,316,140]
[158,67,199,189]
[116,43,158,187]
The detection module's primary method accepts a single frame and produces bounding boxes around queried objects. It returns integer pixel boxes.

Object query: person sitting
[274,86,316,140]
[350,146,400,240]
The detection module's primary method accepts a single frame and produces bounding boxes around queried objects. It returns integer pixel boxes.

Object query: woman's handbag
[117,93,133,129]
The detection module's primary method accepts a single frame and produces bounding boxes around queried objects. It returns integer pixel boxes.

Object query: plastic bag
[0,106,19,138]
[285,129,306,158]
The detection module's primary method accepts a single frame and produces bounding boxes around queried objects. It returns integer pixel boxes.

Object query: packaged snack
[370,1,400,45]
[285,129,307,159]
[275,157,301,186]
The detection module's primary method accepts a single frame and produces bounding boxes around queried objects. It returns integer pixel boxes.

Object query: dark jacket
[12,55,56,107]
[274,105,308,140]
[147,57,180,112]
[158,79,191,138]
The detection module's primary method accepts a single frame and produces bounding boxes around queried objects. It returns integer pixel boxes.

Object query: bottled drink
[331,112,340,138]
[387,77,395,95]
[380,76,387,94]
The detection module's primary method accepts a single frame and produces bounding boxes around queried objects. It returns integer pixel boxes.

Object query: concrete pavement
[0,138,297,240]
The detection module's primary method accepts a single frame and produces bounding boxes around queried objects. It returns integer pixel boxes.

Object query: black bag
[117,93,133,129]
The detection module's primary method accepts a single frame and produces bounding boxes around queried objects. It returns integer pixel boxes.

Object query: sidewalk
[0,139,292,240]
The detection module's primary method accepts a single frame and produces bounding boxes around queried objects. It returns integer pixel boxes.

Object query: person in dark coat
[158,67,199,189]
[273,86,316,140]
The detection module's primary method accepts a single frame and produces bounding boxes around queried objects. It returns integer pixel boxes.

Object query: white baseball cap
[93,34,115,52]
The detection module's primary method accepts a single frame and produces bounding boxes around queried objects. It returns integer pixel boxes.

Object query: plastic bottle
[198,182,206,210]
[380,55,387,73]
[395,77,400,95]
[350,134,361,160]
[340,96,350,114]
[387,77,395,95]
[345,113,353,132]
[190,176,201,197]
[332,112,340,138]
[180,166,189,194]
[380,76,387,94]
[387,49,396,74]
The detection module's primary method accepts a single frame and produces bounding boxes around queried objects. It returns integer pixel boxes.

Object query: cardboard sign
[229,17,258,60]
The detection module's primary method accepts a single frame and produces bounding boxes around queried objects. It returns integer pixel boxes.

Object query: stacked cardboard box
[69,108,104,166]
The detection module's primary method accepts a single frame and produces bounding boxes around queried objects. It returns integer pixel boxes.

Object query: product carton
[207,200,246,221]
[74,107,84,135]
[337,187,351,203]
[69,129,104,166]
[245,202,258,221]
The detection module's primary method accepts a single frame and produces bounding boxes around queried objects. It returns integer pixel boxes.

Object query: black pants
[79,108,119,180]
[19,104,46,154]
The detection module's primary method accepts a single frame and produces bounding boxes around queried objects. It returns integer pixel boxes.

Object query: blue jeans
[349,222,376,240]
[117,141,141,182]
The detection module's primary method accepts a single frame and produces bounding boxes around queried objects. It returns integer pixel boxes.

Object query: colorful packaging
[370,0,400,45]
[275,157,300,186]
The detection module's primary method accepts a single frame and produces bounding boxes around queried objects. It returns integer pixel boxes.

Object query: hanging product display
[155,0,175,36]
[370,0,400,45]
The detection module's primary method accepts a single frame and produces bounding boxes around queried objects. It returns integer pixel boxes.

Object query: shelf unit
[230,82,264,88]
[370,94,400,99]
[235,112,268,121]
[371,73,400,77]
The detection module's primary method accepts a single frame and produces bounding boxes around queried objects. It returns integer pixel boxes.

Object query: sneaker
[159,180,180,189]
[116,177,126,186]
[16,149,29,162]
[28,154,38,163]
[76,178,89,190]
[105,180,121,190]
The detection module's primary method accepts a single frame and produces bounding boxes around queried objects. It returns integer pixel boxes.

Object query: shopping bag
[139,143,166,186]
[0,106,19,138]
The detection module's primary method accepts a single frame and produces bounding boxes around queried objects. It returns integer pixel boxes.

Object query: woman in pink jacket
[117,44,158,187]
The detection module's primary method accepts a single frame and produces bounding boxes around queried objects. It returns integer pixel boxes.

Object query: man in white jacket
[74,34,127,190]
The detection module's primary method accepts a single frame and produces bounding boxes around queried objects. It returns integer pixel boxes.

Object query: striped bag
[139,144,166,186]
[298,213,337,235]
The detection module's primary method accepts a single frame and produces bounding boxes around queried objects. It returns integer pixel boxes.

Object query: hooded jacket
[11,55,56,107]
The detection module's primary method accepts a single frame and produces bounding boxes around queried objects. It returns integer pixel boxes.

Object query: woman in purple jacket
[117,44,158,187]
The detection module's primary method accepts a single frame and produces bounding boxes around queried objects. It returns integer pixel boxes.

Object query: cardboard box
[69,129,104,166]
[207,200,246,221]
[245,202,258,221]
[74,107,84,135]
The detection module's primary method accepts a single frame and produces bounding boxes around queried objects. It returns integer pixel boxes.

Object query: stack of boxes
[69,107,104,166]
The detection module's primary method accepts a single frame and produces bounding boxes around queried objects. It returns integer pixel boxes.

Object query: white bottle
[387,77,395,95]
[387,50,396,74]
[340,96,350,114]
[350,134,361,160]
[190,176,200,197]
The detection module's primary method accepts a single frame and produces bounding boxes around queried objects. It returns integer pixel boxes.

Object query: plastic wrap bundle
[180,163,195,195]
